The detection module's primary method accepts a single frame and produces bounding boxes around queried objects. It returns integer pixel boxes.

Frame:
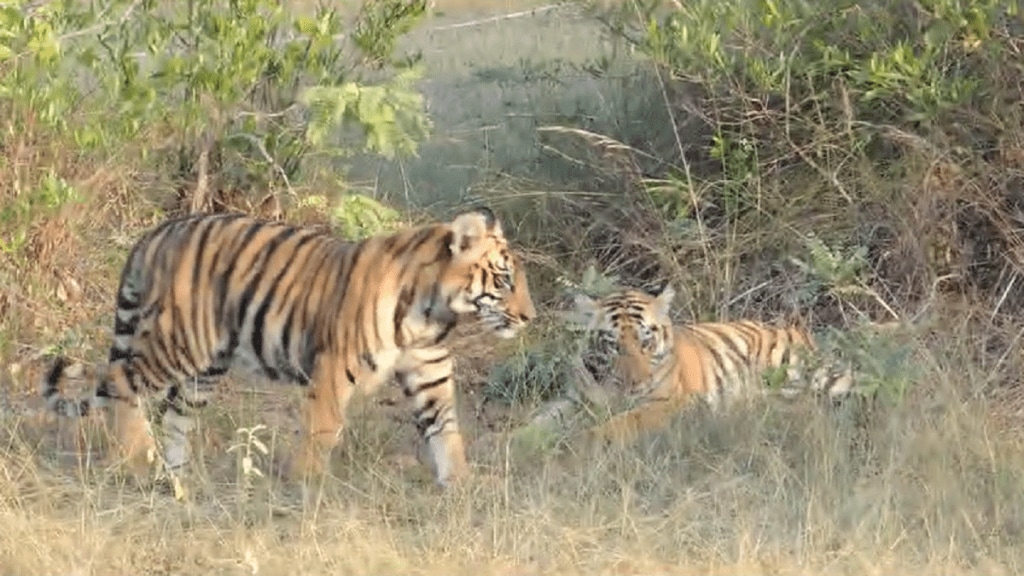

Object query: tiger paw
[152,471,192,501]
[435,460,471,489]
[101,442,159,482]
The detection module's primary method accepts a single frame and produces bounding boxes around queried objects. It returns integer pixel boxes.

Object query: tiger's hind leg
[97,240,226,485]
[397,346,468,487]
[155,365,226,477]
[99,343,229,482]
[289,356,353,481]
[97,362,159,479]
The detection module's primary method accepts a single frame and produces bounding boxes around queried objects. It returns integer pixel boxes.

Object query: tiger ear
[652,283,675,322]
[450,207,501,255]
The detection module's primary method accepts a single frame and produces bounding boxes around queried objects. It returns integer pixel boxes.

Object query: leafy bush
[0,0,431,222]
[607,0,1018,182]
[588,0,1023,305]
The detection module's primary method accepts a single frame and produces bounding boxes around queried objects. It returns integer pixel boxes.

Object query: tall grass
[4,321,1023,574]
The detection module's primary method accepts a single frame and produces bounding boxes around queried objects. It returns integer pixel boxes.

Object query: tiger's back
[116,213,341,387]
[42,208,536,488]
[662,319,847,408]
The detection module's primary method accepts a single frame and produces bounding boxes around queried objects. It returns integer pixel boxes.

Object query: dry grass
[3,319,1024,575]
[1,2,1023,576]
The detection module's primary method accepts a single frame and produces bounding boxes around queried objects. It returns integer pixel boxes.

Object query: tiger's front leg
[582,396,688,449]
[397,346,468,487]
[290,355,353,481]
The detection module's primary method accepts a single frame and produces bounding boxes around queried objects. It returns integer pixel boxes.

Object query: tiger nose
[615,335,651,387]
[615,352,651,387]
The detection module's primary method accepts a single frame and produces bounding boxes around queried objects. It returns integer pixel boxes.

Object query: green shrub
[0,0,432,221]
[593,0,1019,214]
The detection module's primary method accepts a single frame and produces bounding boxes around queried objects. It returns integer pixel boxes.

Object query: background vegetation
[1,0,1023,574]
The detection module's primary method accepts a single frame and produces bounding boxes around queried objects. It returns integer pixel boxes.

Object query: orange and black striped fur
[42,208,536,486]
[563,284,856,446]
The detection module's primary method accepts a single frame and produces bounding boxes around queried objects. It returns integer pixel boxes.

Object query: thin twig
[226,132,295,200]
[429,4,566,32]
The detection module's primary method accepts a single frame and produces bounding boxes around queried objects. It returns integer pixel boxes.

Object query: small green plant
[296,191,404,240]
[0,169,80,263]
[226,423,270,497]
[331,194,404,240]
[815,323,918,407]
[708,131,759,216]
[556,264,623,299]
[487,264,628,408]
[787,234,903,321]
[484,347,571,407]
[757,321,916,409]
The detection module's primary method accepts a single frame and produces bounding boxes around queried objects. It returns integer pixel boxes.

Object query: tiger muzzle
[614,334,653,392]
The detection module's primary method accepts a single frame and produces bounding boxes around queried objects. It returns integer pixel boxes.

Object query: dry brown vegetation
[2,0,1024,574]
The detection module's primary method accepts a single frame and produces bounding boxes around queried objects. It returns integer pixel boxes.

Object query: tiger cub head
[443,207,536,339]
[570,284,676,394]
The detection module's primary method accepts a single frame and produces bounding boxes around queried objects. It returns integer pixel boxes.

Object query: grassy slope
[1,1,1023,575]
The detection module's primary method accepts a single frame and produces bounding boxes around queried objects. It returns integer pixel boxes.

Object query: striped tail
[108,238,146,365]
[42,236,148,418]
[41,355,104,418]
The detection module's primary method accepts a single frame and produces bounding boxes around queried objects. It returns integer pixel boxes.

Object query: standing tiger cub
[534,284,859,447]
[42,208,536,487]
